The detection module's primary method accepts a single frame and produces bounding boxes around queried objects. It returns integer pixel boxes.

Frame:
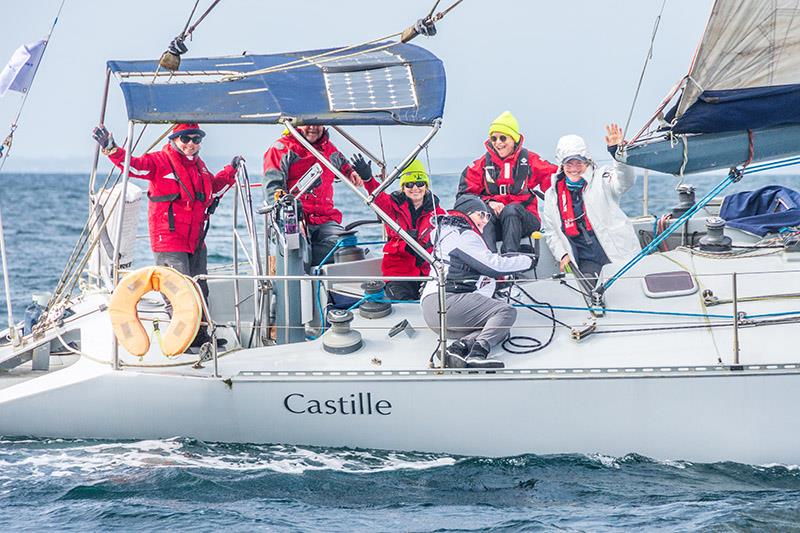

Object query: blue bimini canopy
[107,43,446,126]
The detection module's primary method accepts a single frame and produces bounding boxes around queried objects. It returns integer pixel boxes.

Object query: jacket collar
[164,142,199,165]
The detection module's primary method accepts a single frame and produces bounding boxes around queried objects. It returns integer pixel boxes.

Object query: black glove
[350,153,373,182]
[167,36,188,56]
[231,155,245,168]
[92,125,116,151]
[414,18,437,37]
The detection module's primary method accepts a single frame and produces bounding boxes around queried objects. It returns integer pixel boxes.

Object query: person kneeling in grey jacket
[420,195,534,369]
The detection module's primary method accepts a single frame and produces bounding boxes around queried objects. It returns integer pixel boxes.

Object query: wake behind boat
[2,0,800,465]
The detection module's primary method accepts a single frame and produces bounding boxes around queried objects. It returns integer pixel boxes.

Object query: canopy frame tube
[282,119,449,367]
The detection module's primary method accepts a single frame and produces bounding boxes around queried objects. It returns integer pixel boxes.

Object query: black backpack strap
[147,192,181,232]
[148,193,180,203]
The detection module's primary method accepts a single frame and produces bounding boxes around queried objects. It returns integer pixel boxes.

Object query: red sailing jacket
[262,130,353,226]
[458,134,557,219]
[364,178,447,277]
[109,144,236,253]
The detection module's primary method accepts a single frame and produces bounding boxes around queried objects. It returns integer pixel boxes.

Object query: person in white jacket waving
[420,195,533,369]
[541,124,640,282]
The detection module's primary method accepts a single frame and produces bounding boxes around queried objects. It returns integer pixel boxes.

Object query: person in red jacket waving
[351,156,447,301]
[457,111,557,253]
[92,122,241,346]
[263,125,363,268]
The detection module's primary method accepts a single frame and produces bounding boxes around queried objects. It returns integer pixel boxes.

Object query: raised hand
[350,153,373,183]
[604,123,623,147]
[92,125,116,151]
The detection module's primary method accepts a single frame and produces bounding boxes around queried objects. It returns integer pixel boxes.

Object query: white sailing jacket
[420,217,533,300]
[541,161,640,265]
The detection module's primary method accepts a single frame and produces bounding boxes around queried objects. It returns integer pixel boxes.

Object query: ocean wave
[0,438,456,479]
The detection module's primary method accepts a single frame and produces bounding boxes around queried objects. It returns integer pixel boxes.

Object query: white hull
[3,216,799,464]
[1,355,797,464]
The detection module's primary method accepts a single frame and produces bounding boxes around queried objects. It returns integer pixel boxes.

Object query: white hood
[554,134,592,166]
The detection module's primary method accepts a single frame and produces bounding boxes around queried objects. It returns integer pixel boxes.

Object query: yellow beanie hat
[399,159,430,186]
[488,111,521,143]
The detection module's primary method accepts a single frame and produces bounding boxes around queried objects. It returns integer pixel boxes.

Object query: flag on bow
[0,39,47,98]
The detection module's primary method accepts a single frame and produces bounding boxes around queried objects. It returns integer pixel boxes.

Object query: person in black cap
[419,194,533,368]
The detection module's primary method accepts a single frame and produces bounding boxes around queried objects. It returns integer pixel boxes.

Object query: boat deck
[4,243,799,384]
[62,248,798,378]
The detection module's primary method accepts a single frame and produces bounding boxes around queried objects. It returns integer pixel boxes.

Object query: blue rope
[745,156,800,174]
[602,170,739,293]
[511,302,734,319]
[510,301,800,321]
[309,237,389,337]
[347,289,386,311]
[602,154,800,294]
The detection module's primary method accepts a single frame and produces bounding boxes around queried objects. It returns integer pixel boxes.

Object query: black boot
[189,327,227,349]
[465,340,504,369]
[444,339,470,368]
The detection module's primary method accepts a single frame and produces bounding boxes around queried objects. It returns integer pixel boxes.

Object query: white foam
[0,439,457,477]
[585,453,621,469]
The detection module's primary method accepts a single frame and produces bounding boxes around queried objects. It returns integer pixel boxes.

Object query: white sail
[676,0,800,121]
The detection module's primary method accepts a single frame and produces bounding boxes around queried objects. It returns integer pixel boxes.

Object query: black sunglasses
[179,134,203,144]
[490,135,508,143]
[403,181,427,189]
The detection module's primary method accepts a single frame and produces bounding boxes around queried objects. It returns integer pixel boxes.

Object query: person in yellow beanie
[350,155,447,300]
[457,111,557,253]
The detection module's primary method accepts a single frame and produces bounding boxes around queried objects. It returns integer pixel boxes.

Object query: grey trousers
[154,244,209,298]
[421,292,517,349]
[154,245,209,329]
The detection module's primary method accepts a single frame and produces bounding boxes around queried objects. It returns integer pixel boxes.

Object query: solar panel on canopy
[107,43,445,126]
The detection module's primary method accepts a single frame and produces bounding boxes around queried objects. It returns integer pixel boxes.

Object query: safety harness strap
[482,148,532,197]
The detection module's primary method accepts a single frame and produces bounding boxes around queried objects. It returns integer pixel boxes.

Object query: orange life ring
[108,266,203,357]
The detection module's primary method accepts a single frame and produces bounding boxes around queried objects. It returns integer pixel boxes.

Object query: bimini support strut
[369,119,442,200]
[331,125,387,177]
[281,119,449,367]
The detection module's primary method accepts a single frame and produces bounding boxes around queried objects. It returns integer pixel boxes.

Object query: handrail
[111,120,135,371]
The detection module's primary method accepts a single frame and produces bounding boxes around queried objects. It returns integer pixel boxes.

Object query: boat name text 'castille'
[283,392,392,415]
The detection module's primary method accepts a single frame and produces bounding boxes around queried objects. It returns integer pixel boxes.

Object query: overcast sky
[0,0,712,173]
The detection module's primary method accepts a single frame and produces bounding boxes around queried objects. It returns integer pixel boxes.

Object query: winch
[322,309,363,354]
[698,216,732,252]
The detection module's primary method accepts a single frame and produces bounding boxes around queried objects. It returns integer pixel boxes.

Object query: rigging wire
[226,0,465,81]
[0,0,67,174]
[621,0,668,144]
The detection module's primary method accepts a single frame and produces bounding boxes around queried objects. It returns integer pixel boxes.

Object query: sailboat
[2,1,800,465]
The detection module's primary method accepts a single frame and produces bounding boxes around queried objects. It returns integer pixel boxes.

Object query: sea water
[2,171,800,531]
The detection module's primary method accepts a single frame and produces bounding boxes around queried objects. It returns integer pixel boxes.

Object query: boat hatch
[641,271,698,299]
